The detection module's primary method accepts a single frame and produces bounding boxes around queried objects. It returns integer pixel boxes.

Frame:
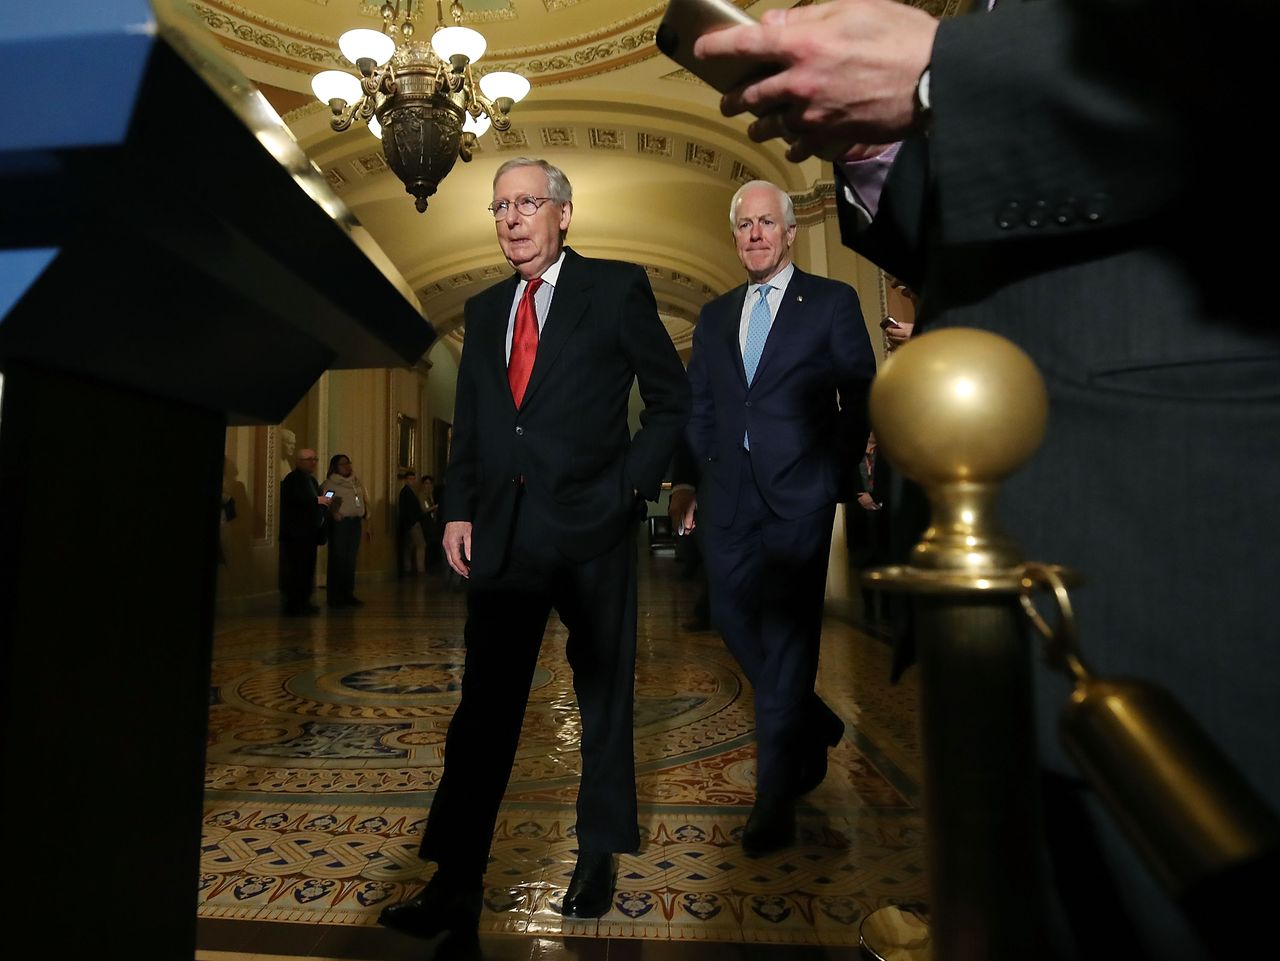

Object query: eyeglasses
[487,196,555,219]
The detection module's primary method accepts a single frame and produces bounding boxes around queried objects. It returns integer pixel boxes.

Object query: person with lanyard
[323,453,369,608]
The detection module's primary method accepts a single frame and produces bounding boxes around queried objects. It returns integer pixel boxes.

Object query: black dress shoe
[793,708,845,794]
[816,706,845,748]
[561,850,616,919]
[378,874,481,939]
[742,795,796,857]
[793,743,830,796]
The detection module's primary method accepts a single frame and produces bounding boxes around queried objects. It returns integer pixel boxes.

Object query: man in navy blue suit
[670,180,874,855]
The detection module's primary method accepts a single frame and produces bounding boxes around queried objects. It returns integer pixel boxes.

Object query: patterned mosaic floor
[200,553,925,956]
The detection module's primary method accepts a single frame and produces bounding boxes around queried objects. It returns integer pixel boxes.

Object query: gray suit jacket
[838,2,1279,957]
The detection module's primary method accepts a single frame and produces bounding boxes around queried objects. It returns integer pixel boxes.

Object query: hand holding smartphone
[656,0,778,95]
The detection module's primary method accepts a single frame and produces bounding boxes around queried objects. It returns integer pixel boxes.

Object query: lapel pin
[797,295,804,303]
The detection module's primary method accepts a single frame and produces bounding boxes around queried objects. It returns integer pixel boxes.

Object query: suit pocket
[1088,353,1280,401]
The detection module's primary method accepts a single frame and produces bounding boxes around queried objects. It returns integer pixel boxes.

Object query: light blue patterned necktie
[742,284,772,449]
[743,284,772,384]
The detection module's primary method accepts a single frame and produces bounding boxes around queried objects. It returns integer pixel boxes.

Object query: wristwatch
[913,65,932,131]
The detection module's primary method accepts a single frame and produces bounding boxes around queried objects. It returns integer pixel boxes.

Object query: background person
[396,470,424,578]
[324,453,369,608]
[277,448,328,615]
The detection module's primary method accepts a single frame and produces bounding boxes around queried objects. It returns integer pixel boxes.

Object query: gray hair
[728,180,795,228]
[493,157,573,204]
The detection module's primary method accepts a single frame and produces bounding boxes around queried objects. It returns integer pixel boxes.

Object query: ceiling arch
[199,1,953,340]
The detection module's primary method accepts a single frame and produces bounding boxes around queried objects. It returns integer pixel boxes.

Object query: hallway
[197,549,924,960]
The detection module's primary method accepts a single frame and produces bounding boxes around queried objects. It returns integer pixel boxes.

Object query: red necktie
[508,277,543,408]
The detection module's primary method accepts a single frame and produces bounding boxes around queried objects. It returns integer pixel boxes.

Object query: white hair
[492,157,573,203]
[728,180,795,228]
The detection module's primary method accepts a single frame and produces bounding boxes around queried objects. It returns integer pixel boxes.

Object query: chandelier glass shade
[311,1,530,212]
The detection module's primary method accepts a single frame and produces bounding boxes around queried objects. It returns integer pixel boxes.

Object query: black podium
[0,3,431,956]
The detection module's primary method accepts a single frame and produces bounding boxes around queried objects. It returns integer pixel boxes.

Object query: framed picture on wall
[433,417,452,477]
[396,413,418,473]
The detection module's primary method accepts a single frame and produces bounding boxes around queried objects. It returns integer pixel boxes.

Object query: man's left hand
[669,488,697,534]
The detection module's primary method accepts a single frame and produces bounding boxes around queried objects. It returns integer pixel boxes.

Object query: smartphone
[325,490,335,498]
[655,0,777,95]
[880,317,902,330]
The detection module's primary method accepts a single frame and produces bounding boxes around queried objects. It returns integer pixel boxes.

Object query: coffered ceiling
[195,1,958,347]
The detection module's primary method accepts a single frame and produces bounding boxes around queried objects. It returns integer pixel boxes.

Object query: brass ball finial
[869,327,1049,575]
[870,327,1048,487]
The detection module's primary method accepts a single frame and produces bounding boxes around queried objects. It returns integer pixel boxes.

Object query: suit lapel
[750,267,806,386]
[520,247,589,409]
[484,273,521,409]
[722,285,749,389]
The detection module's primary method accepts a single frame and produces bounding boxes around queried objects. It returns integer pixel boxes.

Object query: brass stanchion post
[856,329,1280,960]
[858,328,1053,961]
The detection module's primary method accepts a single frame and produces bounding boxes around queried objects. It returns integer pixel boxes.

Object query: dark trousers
[278,538,317,612]
[702,451,840,796]
[326,516,362,603]
[395,526,419,577]
[419,506,641,882]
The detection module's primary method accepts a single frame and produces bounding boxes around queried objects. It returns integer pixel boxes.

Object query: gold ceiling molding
[199,0,669,83]
[199,1,335,43]
[201,1,966,85]
[467,20,659,82]
[193,2,345,67]
[640,265,716,299]
[359,0,517,22]
[282,100,330,124]
[660,66,703,85]
[790,180,839,227]
[589,128,625,149]
[543,0,587,10]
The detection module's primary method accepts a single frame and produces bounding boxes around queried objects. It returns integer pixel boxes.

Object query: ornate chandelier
[311,1,531,212]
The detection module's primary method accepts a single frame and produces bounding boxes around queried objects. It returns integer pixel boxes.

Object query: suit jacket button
[1083,192,1109,223]
[745,400,752,407]
[514,426,524,436]
[996,201,1021,230]
[1055,198,1079,226]
[1024,200,1049,228]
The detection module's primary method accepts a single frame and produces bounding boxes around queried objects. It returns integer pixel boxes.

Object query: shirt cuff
[836,142,902,224]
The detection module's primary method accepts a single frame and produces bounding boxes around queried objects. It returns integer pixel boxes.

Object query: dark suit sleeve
[927,1,1188,246]
[280,471,324,540]
[684,305,715,472]
[670,434,701,488]
[398,487,423,529]
[836,0,1207,280]
[443,300,480,524]
[829,283,876,500]
[620,266,692,500]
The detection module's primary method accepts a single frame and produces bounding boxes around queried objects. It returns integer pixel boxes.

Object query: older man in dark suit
[277,447,329,615]
[671,180,874,856]
[378,158,689,938]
